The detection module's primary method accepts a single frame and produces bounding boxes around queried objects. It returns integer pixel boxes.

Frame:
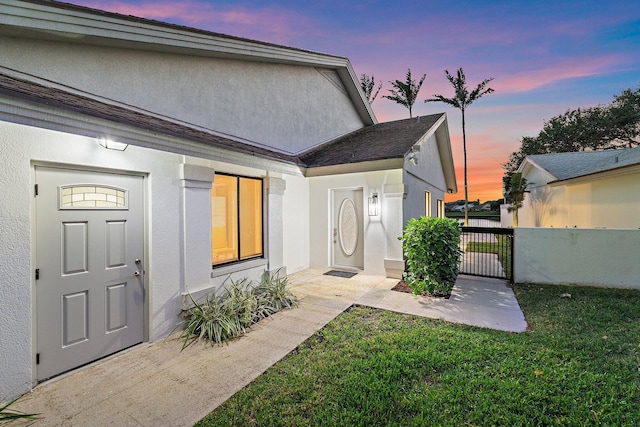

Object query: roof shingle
[300,114,443,168]
[526,146,640,181]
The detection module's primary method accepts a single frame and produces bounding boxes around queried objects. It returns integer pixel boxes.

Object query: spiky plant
[179,293,240,349]
[179,272,297,349]
[0,396,38,423]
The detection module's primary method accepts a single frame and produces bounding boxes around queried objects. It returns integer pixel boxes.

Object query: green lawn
[197,285,640,426]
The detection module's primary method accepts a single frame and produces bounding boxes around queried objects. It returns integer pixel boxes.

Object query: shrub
[400,216,462,295]
[179,272,297,349]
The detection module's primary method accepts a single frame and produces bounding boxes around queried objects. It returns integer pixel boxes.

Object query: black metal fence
[459,226,514,281]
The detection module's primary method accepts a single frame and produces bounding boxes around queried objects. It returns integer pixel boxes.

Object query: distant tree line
[503,86,640,180]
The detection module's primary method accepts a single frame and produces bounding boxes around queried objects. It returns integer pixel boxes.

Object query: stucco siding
[402,132,448,224]
[520,168,640,229]
[0,120,295,400]
[0,36,364,153]
[282,175,310,274]
[514,228,640,289]
[308,170,403,276]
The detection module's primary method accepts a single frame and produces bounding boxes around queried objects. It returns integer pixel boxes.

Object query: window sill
[211,258,268,278]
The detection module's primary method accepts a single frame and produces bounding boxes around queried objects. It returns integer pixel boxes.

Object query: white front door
[35,166,145,381]
[331,188,364,270]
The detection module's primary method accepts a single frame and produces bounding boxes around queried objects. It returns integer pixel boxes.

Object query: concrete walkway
[11,270,527,426]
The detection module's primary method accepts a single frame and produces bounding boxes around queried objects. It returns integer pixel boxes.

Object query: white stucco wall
[520,166,640,229]
[0,36,364,153]
[282,175,310,274]
[402,132,448,224]
[0,121,293,400]
[308,170,403,276]
[514,228,640,289]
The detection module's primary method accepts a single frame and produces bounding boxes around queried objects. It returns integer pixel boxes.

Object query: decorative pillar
[265,177,286,277]
[180,164,215,291]
[383,183,406,279]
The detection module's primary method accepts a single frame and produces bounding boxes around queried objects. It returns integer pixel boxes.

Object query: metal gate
[459,227,514,281]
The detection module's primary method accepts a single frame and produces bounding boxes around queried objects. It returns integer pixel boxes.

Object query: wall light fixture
[368,192,379,216]
[98,137,128,151]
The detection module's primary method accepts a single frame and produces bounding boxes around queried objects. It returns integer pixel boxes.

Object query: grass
[466,234,512,278]
[197,284,640,426]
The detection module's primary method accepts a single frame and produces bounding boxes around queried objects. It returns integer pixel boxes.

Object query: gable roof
[300,113,458,193]
[301,114,444,168]
[0,0,375,126]
[0,72,455,186]
[522,146,640,183]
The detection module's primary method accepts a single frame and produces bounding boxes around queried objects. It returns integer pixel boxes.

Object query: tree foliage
[382,68,426,118]
[426,68,494,226]
[359,74,382,104]
[504,172,528,227]
[504,86,640,178]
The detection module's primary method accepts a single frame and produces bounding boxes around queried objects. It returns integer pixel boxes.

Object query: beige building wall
[520,166,640,229]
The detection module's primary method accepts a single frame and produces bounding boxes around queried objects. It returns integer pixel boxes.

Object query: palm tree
[383,69,426,118]
[426,68,494,226]
[360,74,382,104]
[504,172,528,227]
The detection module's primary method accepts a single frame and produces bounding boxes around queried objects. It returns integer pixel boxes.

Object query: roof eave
[433,114,458,193]
[0,0,377,126]
[518,157,559,181]
[303,159,403,177]
[548,162,640,186]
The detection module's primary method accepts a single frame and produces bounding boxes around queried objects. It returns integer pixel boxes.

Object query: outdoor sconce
[408,145,420,165]
[98,137,128,151]
[368,192,379,216]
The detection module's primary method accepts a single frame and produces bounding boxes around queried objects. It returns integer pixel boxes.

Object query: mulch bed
[391,280,451,299]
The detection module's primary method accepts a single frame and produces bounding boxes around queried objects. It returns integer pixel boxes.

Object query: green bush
[179,272,297,349]
[400,216,462,295]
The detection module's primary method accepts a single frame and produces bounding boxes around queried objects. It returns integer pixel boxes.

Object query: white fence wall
[514,228,640,289]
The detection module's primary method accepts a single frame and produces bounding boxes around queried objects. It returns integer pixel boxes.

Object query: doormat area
[323,270,358,279]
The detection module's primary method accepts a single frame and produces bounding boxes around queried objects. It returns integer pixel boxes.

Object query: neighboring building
[515,146,640,228]
[0,0,456,399]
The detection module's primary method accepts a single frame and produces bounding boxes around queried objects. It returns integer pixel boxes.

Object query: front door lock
[133,271,141,277]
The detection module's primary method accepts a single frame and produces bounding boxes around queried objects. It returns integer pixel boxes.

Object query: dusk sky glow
[70,0,640,202]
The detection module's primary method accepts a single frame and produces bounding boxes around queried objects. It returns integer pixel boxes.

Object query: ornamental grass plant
[179,273,297,349]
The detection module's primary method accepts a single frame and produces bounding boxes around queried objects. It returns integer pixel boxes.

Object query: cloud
[493,55,625,94]
[71,0,312,45]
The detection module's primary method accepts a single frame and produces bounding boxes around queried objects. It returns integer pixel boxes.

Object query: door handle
[133,271,141,277]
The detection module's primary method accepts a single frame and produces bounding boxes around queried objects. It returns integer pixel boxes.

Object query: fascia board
[433,114,458,193]
[0,0,377,126]
[0,2,342,66]
[335,67,377,126]
[303,159,402,177]
[519,157,558,182]
[0,96,304,176]
[548,163,640,187]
